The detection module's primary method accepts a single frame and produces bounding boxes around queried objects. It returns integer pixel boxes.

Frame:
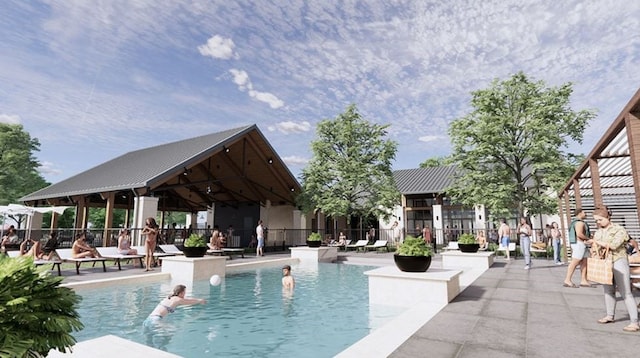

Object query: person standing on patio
[256,220,265,257]
[422,226,432,244]
[498,218,511,260]
[142,217,159,271]
[590,206,639,332]
[563,208,591,288]
[518,217,533,270]
[550,222,563,265]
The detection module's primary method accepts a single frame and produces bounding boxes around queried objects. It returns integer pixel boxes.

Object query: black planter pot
[458,243,480,253]
[393,254,432,272]
[182,246,208,257]
[306,240,322,248]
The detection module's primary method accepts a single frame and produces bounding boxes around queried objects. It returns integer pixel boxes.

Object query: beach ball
[209,274,222,286]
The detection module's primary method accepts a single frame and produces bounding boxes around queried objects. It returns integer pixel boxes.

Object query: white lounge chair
[365,240,388,252]
[159,244,184,255]
[346,240,368,252]
[55,248,107,275]
[96,246,144,270]
[207,243,245,259]
[6,250,63,276]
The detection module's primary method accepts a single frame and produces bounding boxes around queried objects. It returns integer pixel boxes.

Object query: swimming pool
[74,263,405,357]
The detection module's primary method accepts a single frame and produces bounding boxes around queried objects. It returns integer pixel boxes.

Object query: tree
[447,72,595,219]
[298,104,400,227]
[0,124,49,227]
[419,156,450,168]
[0,256,83,357]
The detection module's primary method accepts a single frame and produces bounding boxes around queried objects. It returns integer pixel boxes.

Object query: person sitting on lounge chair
[117,229,138,255]
[476,230,488,250]
[19,237,43,259]
[41,232,60,260]
[71,232,101,258]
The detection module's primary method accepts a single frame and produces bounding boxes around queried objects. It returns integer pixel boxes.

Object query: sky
[1,1,639,184]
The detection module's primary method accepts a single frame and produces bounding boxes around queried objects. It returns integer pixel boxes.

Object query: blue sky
[1,1,639,184]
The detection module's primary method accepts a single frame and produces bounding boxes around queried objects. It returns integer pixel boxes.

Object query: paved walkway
[389,257,640,358]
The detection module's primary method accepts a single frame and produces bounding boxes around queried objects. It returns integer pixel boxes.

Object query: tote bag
[587,246,613,285]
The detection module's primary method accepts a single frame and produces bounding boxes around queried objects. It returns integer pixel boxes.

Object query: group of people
[560,206,639,332]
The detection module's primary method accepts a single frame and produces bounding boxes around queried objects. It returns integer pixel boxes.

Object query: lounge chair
[365,240,389,252]
[345,240,368,252]
[444,241,459,251]
[159,244,185,255]
[55,248,107,275]
[207,243,245,259]
[95,246,145,270]
[132,246,175,267]
[329,240,351,251]
[6,250,62,276]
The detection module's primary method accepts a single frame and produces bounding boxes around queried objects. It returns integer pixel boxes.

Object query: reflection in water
[282,288,294,317]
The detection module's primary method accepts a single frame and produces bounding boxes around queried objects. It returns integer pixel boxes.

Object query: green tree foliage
[0,124,49,227]
[0,256,83,357]
[448,72,595,218]
[419,156,450,168]
[298,104,400,223]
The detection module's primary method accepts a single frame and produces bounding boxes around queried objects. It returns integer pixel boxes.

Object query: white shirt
[256,224,264,239]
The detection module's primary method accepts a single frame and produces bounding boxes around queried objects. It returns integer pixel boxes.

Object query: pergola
[20,125,301,234]
[558,88,640,239]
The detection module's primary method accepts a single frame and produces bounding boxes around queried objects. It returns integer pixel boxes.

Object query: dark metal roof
[21,125,301,210]
[393,165,458,195]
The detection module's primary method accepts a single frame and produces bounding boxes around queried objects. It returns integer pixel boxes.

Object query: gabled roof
[393,165,458,195]
[21,125,301,211]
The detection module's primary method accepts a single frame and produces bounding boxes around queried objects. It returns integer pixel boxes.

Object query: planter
[458,243,480,253]
[306,240,322,248]
[182,246,208,257]
[393,254,432,272]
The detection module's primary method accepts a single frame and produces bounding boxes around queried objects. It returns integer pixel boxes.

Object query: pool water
[74,263,403,357]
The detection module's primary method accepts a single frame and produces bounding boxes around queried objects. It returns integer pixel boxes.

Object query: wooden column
[625,112,640,219]
[589,158,603,207]
[103,192,115,247]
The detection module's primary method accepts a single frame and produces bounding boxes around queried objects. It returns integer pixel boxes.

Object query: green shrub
[0,255,83,357]
[396,236,432,256]
[306,232,322,241]
[184,233,206,247]
[457,233,477,244]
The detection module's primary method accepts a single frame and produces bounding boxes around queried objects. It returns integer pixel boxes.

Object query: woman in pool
[143,284,205,349]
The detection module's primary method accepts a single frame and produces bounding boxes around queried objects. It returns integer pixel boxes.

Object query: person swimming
[143,284,206,349]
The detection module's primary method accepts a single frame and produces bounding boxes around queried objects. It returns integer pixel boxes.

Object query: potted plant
[457,233,480,253]
[306,232,322,248]
[394,236,433,272]
[182,233,208,257]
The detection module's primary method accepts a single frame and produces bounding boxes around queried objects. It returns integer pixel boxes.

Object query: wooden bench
[530,243,550,259]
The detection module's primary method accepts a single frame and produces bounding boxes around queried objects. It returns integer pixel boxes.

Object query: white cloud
[228,69,284,109]
[0,114,21,124]
[38,161,62,177]
[198,35,237,60]
[282,155,309,166]
[418,135,441,143]
[269,121,311,134]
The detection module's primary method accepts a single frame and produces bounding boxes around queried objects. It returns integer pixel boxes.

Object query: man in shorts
[563,208,592,288]
[498,218,511,260]
[256,220,265,257]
